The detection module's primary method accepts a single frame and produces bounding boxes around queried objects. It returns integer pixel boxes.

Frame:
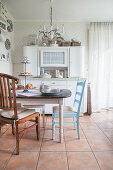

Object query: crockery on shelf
[20,72,32,76]
[40,72,52,78]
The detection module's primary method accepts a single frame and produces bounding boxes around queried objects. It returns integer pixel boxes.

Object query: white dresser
[13,46,85,78]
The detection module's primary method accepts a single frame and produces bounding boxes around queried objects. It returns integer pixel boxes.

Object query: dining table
[16,89,71,143]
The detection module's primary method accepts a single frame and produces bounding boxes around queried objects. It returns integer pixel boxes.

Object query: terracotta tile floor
[1,110,113,170]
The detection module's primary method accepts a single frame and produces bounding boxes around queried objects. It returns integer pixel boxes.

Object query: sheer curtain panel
[89,22,113,112]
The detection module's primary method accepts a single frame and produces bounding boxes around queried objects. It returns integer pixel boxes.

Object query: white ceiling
[2,0,113,22]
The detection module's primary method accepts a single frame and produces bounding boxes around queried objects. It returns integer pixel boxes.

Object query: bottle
[60,72,63,78]
[40,83,44,92]
[55,70,58,77]
[40,68,44,75]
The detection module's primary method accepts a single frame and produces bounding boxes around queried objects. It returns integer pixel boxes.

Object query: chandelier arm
[50,0,54,27]
[38,0,65,46]
[50,5,53,27]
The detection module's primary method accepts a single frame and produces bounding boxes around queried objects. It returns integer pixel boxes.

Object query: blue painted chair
[52,80,86,140]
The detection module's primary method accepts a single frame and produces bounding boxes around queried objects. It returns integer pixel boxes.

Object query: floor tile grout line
[64,130,70,170]
[4,126,26,170]
[66,150,113,152]
[3,143,17,170]
[90,117,113,145]
[35,139,43,170]
[40,118,69,169]
[35,118,47,170]
[80,116,113,145]
[64,124,89,170]
[80,125,101,170]
[0,126,11,138]
[14,150,113,152]
[3,151,14,170]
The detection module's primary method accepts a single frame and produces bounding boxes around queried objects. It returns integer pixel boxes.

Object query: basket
[71,42,81,46]
[60,41,71,46]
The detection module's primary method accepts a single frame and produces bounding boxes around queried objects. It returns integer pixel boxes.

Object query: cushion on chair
[16,103,24,108]
[53,106,77,113]
[0,109,37,120]
[23,105,44,108]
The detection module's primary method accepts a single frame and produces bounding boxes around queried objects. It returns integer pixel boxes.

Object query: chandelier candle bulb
[50,32,53,39]
[56,25,59,30]
[62,25,65,34]
[50,25,53,30]
[39,25,42,31]
[43,25,46,31]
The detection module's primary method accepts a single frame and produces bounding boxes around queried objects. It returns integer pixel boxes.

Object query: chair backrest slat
[3,77,8,107]
[12,79,18,120]
[73,80,86,115]
[0,80,2,107]
[7,78,12,108]
[0,77,2,107]
[0,76,5,107]
[77,82,84,86]
[76,92,81,96]
[74,99,80,104]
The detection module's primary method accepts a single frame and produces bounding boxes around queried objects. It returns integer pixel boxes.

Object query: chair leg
[36,116,40,140]
[0,123,1,134]
[73,116,76,130]
[42,106,45,128]
[38,116,40,140]
[52,114,55,140]
[40,108,42,121]
[12,123,15,135]
[77,117,80,139]
[15,122,19,155]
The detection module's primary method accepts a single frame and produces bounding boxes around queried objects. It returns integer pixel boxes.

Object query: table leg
[59,103,63,143]
[42,106,45,128]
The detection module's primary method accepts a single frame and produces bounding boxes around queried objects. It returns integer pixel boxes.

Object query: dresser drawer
[42,81,67,87]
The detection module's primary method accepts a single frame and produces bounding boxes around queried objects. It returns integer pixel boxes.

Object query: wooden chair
[0,73,40,155]
[52,80,86,140]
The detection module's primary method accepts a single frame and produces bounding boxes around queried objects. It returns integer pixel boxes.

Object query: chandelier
[38,0,65,46]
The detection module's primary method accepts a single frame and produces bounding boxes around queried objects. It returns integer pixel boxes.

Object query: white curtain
[89,22,113,112]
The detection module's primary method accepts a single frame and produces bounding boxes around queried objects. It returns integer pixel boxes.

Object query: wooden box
[60,41,71,46]
[71,42,81,46]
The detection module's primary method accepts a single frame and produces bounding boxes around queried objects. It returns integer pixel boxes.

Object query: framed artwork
[6,53,10,62]
[1,54,6,61]
[0,53,10,62]
[0,53,2,61]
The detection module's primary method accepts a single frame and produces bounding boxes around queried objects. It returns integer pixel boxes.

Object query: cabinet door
[23,46,37,76]
[69,46,85,77]
[40,50,68,67]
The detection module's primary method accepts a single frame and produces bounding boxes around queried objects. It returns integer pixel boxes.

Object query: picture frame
[0,20,7,32]
[6,52,10,62]
[1,54,6,61]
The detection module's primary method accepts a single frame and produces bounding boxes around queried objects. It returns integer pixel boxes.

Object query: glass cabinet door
[40,49,68,67]
[43,52,65,64]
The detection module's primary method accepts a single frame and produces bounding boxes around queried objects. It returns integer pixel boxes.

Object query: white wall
[0,30,14,74]
[13,21,89,77]
[0,2,14,75]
